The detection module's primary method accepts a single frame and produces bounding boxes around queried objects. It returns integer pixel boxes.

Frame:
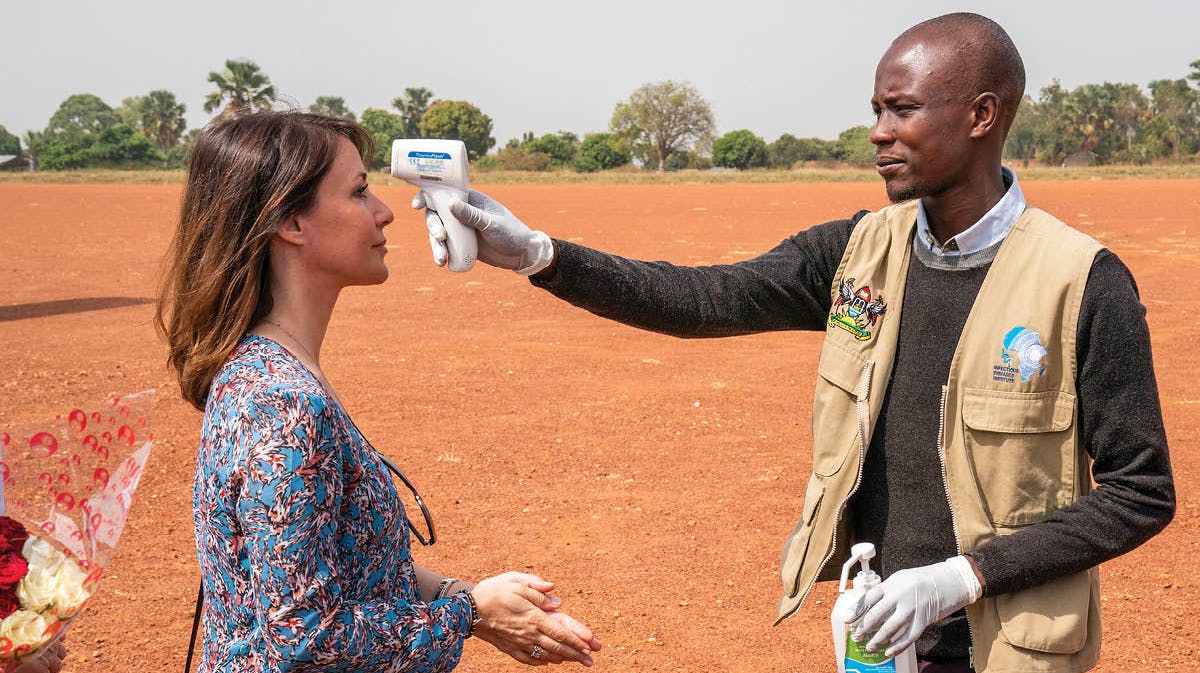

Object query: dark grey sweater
[531,211,1175,659]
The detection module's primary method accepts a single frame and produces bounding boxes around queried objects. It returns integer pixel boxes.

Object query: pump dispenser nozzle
[838,542,879,593]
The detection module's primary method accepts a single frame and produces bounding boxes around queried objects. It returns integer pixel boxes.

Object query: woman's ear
[275,212,306,246]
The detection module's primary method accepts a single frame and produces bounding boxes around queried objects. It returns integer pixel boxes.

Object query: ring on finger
[531,645,544,660]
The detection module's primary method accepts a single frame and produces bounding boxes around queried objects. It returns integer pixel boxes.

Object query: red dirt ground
[0,179,1196,672]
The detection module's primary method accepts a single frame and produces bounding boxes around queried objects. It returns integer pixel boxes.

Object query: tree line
[2,58,1198,172]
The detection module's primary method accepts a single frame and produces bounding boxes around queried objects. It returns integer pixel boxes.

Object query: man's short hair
[901,13,1026,131]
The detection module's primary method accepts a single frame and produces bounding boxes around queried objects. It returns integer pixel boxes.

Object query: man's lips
[875,156,904,177]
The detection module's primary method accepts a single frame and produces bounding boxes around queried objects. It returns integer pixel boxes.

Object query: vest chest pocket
[812,344,871,477]
[962,388,1077,528]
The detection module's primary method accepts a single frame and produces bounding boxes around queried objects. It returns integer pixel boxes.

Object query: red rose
[0,590,17,619]
[0,517,28,552]
[0,548,28,590]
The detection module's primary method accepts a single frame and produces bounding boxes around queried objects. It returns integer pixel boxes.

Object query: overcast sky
[5,1,1198,147]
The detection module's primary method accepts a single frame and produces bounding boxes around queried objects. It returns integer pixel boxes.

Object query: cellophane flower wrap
[0,390,153,666]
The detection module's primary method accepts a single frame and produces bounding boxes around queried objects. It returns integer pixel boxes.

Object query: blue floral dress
[194,335,471,672]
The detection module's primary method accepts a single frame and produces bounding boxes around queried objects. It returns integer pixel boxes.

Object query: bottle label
[407,151,452,177]
[845,634,897,672]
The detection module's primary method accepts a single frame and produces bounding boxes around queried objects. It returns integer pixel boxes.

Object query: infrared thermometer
[390,138,478,272]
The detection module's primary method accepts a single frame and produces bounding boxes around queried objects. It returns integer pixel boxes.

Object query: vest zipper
[785,360,876,620]
[936,383,977,668]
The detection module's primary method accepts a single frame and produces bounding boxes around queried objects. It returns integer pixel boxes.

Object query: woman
[156,111,601,672]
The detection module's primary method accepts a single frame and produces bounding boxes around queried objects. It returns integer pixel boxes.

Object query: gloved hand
[412,189,555,275]
[847,556,983,657]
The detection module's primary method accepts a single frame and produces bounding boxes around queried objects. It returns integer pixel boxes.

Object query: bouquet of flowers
[0,390,154,666]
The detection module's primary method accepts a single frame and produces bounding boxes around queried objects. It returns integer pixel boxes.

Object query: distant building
[0,155,30,171]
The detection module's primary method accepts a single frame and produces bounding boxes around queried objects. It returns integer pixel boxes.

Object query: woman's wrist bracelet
[433,577,457,601]
[458,589,480,638]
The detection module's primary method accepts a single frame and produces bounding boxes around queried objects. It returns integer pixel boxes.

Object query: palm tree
[204,59,276,117]
[310,96,355,121]
[138,90,188,153]
[392,87,434,138]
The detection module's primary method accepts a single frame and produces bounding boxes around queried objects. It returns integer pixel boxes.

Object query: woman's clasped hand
[472,573,602,667]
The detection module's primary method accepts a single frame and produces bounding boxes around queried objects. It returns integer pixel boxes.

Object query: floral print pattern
[194,335,470,672]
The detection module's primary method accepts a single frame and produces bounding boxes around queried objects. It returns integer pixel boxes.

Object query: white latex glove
[412,189,555,275]
[847,556,982,657]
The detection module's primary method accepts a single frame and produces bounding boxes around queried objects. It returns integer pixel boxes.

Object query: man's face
[870,37,975,203]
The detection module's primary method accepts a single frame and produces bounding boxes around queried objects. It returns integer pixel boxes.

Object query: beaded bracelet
[458,589,480,638]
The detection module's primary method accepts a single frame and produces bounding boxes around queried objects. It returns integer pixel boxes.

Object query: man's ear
[275,212,305,246]
[969,92,1000,139]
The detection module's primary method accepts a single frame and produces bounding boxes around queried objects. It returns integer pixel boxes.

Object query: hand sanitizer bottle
[832,542,917,673]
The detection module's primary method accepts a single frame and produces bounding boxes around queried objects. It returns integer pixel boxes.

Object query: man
[414,13,1174,672]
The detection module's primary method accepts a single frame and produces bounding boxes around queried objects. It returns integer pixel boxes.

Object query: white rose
[0,610,53,651]
[20,539,63,575]
[49,557,89,619]
[16,566,59,615]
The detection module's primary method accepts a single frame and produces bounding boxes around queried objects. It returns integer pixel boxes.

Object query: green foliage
[524,131,580,166]
[28,94,165,169]
[660,150,712,171]
[165,129,200,169]
[505,131,582,168]
[392,88,434,138]
[611,81,715,172]
[1003,96,1039,161]
[0,125,19,155]
[576,132,630,171]
[204,59,275,117]
[768,134,834,168]
[1145,78,1199,157]
[116,97,143,129]
[124,90,188,154]
[1005,75,1199,166]
[310,96,355,121]
[83,124,163,166]
[48,94,119,136]
[418,100,495,161]
[712,129,768,169]
[833,126,875,165]
[359,108,406,169]
[495,146,554,171]
[1016,81,1074,165]
[32,122,163,169]
[1060,82,1148,164]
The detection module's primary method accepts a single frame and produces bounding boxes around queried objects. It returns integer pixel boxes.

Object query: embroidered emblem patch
[829,278,886,341]
[993,326,1049,383]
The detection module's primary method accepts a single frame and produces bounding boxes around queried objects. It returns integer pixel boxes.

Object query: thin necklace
[263,319,319,365]
[262,319,345,410]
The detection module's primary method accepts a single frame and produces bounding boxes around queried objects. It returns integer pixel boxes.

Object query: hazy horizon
[6,1,1198,148]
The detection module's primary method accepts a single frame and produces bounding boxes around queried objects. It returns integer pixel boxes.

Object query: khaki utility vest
[776,201,1104,672]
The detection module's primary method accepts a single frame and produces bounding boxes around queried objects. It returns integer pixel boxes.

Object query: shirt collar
[916,167,1026,256]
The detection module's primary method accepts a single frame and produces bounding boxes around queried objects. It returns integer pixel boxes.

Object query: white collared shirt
[916,167,1026,256]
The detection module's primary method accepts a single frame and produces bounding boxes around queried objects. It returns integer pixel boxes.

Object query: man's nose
[869,113,892,146]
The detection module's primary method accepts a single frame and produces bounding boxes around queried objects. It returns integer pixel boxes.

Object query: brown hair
[155,111,374,410]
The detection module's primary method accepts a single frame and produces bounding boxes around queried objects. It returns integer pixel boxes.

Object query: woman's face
[295,137,395,288]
